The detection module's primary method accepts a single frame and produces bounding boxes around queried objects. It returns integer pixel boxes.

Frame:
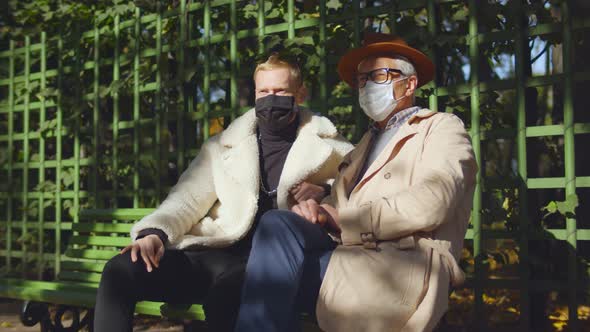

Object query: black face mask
[255,95,297,132]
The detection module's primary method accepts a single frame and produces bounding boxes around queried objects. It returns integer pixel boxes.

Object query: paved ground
[0,301,37,332]
[0,299,186,332]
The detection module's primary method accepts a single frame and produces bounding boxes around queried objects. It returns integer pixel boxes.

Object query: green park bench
[0,208,321,332]
[0,208,206,331]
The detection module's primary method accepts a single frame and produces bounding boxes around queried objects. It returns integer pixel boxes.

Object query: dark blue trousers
[235,210,337,332]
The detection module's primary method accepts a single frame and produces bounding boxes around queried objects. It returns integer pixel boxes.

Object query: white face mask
[358,79,408,122]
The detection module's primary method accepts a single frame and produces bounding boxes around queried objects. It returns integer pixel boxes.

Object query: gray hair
[392,55,417,103]
[392,55,417,79]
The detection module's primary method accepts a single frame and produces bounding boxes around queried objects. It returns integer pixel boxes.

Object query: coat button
[384,172,391,179]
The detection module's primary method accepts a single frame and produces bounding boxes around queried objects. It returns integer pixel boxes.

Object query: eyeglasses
[355,68,405,88]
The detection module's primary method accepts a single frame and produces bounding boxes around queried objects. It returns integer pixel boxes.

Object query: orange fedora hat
[337,32,435,88]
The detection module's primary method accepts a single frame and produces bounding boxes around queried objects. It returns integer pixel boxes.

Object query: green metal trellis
[1,0,590,330]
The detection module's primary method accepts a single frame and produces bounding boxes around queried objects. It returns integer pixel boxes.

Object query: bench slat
[79,208,155,220]
[160,303,205,320]
[72,222,133,234]
[65,248,118,260]
[0,279,97,308]
[61,260,106,273]
[135,301,164,316]
[70,235,131,247]
[59,271,102,284]
[0,279,207,322]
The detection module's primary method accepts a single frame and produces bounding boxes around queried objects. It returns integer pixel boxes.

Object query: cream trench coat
[316,109,478,332]
[131,108,353,249]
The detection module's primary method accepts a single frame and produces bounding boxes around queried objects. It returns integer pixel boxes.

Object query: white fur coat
[131,108,353,249]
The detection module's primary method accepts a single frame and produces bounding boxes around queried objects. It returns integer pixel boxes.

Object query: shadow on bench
[0,208,321,332]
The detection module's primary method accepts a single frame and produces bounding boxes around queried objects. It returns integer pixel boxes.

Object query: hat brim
[337,42,435,88]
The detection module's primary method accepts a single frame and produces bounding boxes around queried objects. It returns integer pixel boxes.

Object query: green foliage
[542,194,579,219]
[1,6,589,328]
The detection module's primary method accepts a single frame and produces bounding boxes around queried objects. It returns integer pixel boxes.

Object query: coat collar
[338,108,438,198]
[408,108,437,123]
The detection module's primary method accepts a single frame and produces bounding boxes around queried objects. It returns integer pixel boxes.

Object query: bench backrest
[59,209,154,286]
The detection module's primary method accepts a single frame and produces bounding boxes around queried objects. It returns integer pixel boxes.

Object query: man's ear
[295,84,308,104]
[406,75,418,97]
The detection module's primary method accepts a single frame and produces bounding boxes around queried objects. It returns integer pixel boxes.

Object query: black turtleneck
[257,113,299,210]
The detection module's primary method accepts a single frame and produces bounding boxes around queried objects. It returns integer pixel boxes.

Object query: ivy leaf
[109,80,124,96]
[44,11,54,21]
[286,36,314,46]
[62,168,74,188]
[243,4,258,20]
[556,194,579,218]
[541,194,578,219]
[266,8,280,19]
[264,34,282,50]
[113,4,130,16]
[326,0,342,10]
[183,64,198,83]
[97,12,109,23]
[306,54,320,68]
[38,87,58,99]
[99,85,110,98]
[63,199,73,209]
[264,2,273,12]
[452,7,469,22]
[544,201,558,214]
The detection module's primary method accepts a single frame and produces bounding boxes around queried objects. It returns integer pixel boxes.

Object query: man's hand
[292,199,323,224]
[290,182,327,203]
[291,199,341,234]
[120,234,164,272]
[319,203,341,235]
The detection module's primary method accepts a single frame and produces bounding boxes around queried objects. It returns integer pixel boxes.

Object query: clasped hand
[289,181,326,203]
[291,199,341,234]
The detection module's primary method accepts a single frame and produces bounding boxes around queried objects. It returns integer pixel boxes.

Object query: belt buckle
[360,232,377,250]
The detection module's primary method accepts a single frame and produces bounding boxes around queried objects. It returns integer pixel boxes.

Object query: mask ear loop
[391,76,410,101]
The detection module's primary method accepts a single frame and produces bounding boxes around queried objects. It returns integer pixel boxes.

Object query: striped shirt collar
[370,106,421,133]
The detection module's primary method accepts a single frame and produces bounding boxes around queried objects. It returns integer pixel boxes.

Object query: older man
[93,53,352,332]
[235,33,477,332]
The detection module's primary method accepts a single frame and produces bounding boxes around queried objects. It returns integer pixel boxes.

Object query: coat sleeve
[322,134,355,187]
[338,114,478,246]
[130,140,218,245]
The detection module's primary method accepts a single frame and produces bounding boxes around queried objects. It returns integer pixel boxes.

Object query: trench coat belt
[364,234,466,287]
[415,236,466,287]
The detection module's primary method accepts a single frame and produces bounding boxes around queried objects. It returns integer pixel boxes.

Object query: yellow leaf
[506,307,519,314]
[552,321,567,332]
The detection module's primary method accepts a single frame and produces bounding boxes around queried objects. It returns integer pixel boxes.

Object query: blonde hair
[254,53,302,88]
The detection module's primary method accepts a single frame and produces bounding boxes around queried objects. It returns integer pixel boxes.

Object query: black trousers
[93,247,248,332]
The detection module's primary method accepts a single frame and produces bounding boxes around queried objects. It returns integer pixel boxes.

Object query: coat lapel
[277,134,332,208]
[276,109,339,209]
[335,132,374,200]
[220,135,260,196]
[356,123,417,185]
[219,110,260,196]
[352,109,437,194]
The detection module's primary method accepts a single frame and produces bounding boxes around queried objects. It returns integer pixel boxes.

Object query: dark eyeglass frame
[355,67,405,88]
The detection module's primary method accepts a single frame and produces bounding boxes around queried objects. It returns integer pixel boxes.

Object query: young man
[93,54,353,332]
[235,33,478,332]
